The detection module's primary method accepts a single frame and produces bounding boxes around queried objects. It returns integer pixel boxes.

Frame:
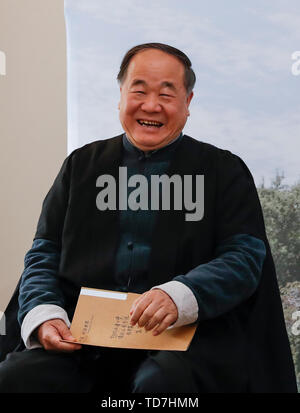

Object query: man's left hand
[129,289,178,336]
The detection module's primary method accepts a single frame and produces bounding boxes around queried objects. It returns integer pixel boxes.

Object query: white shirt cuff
[21,304,71,349]
[151,280,198,328]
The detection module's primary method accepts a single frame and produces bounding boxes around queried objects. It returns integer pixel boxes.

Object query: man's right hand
[36,319,82,352]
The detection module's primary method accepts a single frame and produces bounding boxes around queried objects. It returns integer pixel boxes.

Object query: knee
[0,349,47,393]
[132,358,172,393]
[0,357,19,393]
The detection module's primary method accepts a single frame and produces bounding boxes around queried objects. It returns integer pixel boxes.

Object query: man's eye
[134,91,145,94]
[160,94,171,97]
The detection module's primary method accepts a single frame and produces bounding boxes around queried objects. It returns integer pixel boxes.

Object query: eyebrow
[130,79,177,92]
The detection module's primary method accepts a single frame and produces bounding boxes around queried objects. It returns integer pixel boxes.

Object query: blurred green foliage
[258,174,300,391]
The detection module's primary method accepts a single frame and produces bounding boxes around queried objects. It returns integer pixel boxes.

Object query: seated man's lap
[0,347,95,393]
[137,350,198,393]
[0,347,149,393]
[0,347,196,393]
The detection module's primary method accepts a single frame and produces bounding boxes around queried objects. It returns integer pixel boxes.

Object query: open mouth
[137,119,164,128]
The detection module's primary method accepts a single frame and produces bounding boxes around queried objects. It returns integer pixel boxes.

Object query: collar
[122,132,183,160]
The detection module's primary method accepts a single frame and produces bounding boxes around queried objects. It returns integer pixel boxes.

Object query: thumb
[55,320,75,341]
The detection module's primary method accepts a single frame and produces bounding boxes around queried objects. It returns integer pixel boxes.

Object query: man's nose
[140,95,162,112]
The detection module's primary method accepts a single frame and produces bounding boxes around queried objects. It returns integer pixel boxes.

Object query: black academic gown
[0,134,297,392]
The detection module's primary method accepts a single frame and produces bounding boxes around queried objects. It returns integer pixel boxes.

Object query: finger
[55,323,82,351]
[55,320,77,342]
[130,294,152,326]
[129,297,142,316]
[143,307,167,331]
[46,334,82,352]
[136,302,164,328]
[51,338,82,352]
[130,292,147,315]
[43,323,82,352]
[152,314,177,336]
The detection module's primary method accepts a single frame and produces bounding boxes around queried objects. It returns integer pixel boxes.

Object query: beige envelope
[63,287,197,351]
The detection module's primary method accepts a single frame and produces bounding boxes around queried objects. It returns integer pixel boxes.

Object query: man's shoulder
[70,134,123,157]
[182,134,252,178]
[182,134,238,161]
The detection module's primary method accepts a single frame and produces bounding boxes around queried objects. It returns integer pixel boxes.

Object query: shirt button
[127,241,134,250]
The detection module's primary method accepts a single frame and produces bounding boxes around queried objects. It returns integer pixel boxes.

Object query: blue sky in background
[64,0,300,186]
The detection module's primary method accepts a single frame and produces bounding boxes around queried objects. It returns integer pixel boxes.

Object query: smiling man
[118,48,193,151]
[0,43,297,393]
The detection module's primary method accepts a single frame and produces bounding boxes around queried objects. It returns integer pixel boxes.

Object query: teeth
[138,120,163,127]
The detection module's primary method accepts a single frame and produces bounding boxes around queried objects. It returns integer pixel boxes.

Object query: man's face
[118,49,193,151]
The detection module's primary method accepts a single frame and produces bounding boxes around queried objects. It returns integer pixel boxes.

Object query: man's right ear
[118,87,123,110]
